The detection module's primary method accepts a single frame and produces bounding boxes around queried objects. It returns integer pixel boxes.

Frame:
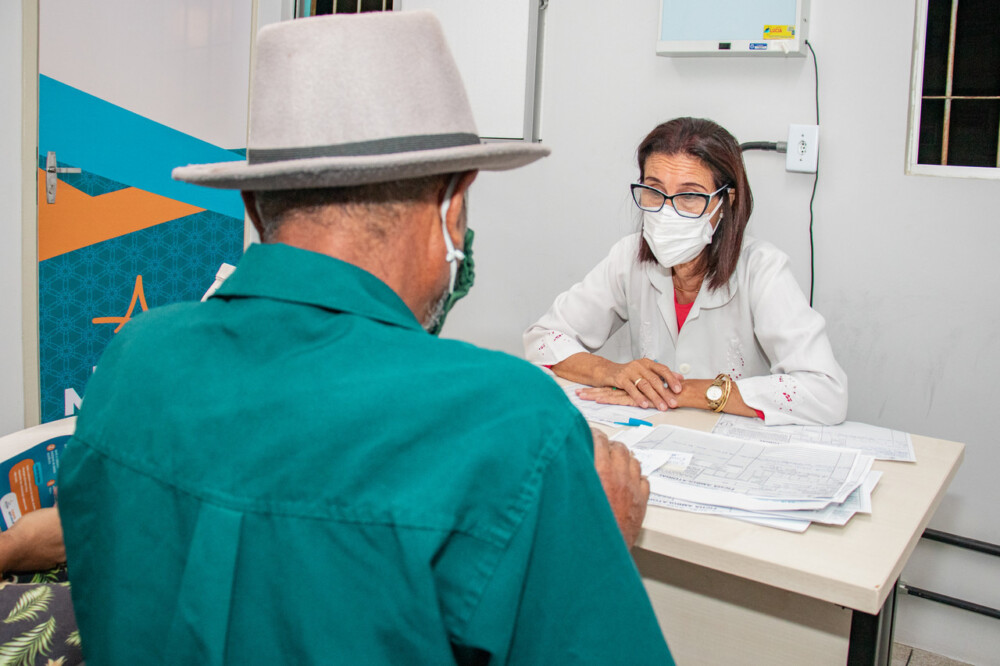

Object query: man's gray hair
[251,173,453,242]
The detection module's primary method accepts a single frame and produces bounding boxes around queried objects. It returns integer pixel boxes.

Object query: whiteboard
[397,1,539,141]
[657,0,809,57]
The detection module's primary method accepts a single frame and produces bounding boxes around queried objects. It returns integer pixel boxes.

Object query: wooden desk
[599,409,965,666]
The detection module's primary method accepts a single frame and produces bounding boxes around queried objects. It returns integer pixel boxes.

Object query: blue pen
[612,417,653,427]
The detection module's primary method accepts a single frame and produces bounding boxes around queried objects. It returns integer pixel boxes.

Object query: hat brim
[172,141,550,190]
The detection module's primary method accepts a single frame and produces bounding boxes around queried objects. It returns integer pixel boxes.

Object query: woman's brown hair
[636,117,753,291]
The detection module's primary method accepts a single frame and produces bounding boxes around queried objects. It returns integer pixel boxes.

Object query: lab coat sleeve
[523,236,637,365]
[734,246,848,425]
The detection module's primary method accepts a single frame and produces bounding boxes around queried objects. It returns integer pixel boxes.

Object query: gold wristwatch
[706,373,732,412]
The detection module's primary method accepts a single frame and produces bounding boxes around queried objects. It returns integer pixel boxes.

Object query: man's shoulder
[427,338,580,417]
[111,299,204,338]
[92,300,205,365]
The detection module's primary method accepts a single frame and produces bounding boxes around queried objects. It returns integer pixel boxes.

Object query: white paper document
[749,471,883,526]
[561,383,656,426]
[616,424,877,530]
[711,414,916,462]
[628,449,692,477]
[647,493,813,532]
[617,424,871,511]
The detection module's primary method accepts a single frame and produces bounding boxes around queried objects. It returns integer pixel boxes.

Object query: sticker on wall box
[763,25,795,40]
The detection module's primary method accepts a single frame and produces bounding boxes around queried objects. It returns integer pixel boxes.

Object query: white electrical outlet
[786,124,819,173]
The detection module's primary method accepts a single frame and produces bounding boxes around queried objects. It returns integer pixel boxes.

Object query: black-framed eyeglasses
[630,183,729,219]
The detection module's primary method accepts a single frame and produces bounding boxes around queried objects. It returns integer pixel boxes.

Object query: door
[37,1,253,423]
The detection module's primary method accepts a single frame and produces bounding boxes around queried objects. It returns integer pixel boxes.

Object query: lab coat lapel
[644,260,679,345]
[688,270,739,325]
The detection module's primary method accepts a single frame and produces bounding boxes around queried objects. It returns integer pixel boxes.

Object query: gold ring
[634,377,643,387]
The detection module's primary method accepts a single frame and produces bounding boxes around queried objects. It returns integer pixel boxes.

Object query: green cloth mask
[429,228,475,336]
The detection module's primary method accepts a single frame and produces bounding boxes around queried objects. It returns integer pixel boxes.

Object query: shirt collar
[644,256,739,310]
[213,243,423,331]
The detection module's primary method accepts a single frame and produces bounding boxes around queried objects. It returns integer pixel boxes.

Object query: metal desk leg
[847,580,898,666]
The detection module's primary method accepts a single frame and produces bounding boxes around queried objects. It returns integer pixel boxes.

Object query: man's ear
[242,191,266,239]
[443,171,478,240]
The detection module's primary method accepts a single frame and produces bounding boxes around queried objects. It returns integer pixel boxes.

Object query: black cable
[899,583,1000,621]
[922,528,1000,558]
[806,39,819,307]
[740,141,782,152]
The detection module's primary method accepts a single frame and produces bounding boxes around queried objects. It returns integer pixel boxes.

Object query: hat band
[247,132,480,164]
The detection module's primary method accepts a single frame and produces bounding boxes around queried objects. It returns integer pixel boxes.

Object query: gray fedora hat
[172,10,549,190]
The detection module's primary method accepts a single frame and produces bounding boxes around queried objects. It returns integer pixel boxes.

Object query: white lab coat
[524,234,847,425]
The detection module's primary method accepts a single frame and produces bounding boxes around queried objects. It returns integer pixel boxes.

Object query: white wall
[444,0,1000,662]
[0,2,26,437]
[40,0,253,150]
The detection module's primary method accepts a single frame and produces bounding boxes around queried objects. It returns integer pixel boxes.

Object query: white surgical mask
[642,199,723,268]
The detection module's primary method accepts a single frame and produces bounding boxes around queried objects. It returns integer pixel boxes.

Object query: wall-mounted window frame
[296,0,392,18]
[906,0,1000,180]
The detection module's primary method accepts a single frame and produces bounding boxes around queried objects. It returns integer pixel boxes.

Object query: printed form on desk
[613,424,881,532]
[559,379,913,462]
[711,414,916,462]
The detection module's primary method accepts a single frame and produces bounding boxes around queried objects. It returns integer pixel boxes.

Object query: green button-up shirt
[60,243,673,665]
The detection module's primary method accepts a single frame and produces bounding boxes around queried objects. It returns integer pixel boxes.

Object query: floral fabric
[0,567,83,666]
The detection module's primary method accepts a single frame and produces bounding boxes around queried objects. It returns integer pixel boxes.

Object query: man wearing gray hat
[58,11,673,665]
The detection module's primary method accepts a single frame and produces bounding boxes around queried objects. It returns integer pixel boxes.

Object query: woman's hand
[551,353,682,410]
[581,358,683,411]
[581,376,760,419]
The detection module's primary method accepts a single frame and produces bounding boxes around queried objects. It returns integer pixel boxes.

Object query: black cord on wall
[741,41,820,307]
[806,39,819,307]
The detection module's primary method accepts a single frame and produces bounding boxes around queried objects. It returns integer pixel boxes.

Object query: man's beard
[421,289,448,332]
[421,197,468,333]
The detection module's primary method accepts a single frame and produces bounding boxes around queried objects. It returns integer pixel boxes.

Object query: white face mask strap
[705,191,726,221]
[440,174,464,293]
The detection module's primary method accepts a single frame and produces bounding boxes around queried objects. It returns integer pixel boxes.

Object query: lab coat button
[678,363,691,374]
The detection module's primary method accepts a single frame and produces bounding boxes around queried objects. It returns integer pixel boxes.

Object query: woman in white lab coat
[523,117,847,425]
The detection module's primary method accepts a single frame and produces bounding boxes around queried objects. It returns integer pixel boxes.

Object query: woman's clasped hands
[576,358,684,411]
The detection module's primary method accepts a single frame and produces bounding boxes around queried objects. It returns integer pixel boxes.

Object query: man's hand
[0,507,66,574]
[592,429,649,549]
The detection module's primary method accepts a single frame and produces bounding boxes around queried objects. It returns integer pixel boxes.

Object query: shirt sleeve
[735,247,848,426]
[454,418,674,665]
[523,237,638,366]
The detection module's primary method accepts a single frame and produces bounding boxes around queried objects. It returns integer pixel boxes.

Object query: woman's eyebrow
[643,177,709,192]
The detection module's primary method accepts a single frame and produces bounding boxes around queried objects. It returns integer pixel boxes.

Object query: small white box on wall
[657,0,810,57]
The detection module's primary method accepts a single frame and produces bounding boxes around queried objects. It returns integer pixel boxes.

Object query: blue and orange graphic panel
[38,76,246,423]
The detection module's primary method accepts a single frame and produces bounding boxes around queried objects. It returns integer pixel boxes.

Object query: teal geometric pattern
[39,210,244,423]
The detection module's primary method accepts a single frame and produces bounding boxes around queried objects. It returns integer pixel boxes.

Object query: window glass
[911,0,1000,170]
[948,100,1000,167]
[952,0,1000,96]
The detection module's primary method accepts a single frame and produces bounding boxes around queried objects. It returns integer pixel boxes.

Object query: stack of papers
[614,424,881,532]
[711,414,915,462]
